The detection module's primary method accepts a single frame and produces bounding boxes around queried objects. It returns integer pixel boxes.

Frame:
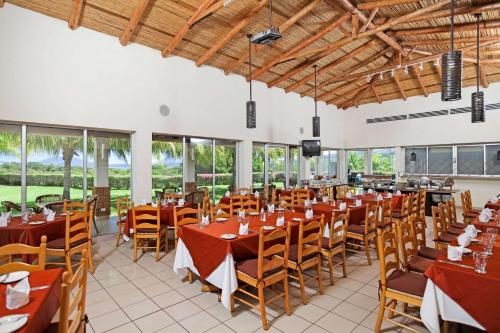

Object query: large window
[457,145,484,175]
[253,143,299,189]
[267,146,286,189]
[347,150,365,173]
[486,145,500,176]
[372,148,395,176]
[405,147,427,174]
[428,147,453,175]
[214,140,236,201]
[152,135,183,196]
[0,124,22,214]
[252,143,265,189]
[312,149,337,178]
[289,146,300,187]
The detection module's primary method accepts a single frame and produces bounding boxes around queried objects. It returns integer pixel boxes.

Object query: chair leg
[87,243,95,274]
[327,254,335,286]
[188,269,193,284]
[133,236,138,263]
[164,231,168,254]
[316,256,324,295]
[257,285,269,330]
[341,250,348,277]
[230,294,235,312]
[388,300,397,319]
[364,238,372,265]
[65,253,73,275]
[115,223,122,247]
[375,292,386,333]
[283,273,291,316]
[155,236,160,262]
[297,268,307,305]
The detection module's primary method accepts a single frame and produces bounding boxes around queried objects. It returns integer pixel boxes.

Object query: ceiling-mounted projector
[251,27,281,45]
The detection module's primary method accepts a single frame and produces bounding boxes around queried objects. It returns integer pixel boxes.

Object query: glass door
[252,143,265,190]
[288,146,300,187]
[187,138,213,200]
[214,140,236,201]
[0,124,22,215]
[266,145,287,190]
[152,135,183,197]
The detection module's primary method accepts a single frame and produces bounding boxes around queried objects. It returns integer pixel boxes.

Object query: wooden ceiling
[3,0,500,109]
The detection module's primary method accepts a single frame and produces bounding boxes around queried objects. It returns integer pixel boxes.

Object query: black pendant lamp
[312,65,320,137]
[441,0,462,101]
[471,13,484,123]
[246,34,256,128]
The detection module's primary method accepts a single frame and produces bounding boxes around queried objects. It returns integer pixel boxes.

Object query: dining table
[0,215,66,263]
[421,224,500,332]
[124,202,192,237]
[0,268,63,333]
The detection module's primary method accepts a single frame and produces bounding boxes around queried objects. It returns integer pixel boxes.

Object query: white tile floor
[81,226,434,333]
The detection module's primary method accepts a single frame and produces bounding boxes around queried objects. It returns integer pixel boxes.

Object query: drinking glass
[473,251,488,274]
[483,235,494,255]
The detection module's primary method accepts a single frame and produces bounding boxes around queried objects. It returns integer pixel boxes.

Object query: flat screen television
[302,140,321,157]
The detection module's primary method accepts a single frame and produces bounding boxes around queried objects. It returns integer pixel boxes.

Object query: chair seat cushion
[418,247,441,260]
[464,211,479,218]
[347,224,375,235]
[408,255,434,273]
[235,258,281,279]
[451,223,466,229]
[136,226,166,234]
[321,238,343,250]
[288,244,318,263]
[47,237,88,250]
[378,218,392,228]
[437,233,455,243]
[446,227,463,235]
[386,269,427,297]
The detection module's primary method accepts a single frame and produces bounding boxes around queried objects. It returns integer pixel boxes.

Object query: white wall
[342,84,500,206]
[0,5,344,201]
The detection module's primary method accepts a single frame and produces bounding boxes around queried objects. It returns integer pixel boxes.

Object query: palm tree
[348,152,365,172]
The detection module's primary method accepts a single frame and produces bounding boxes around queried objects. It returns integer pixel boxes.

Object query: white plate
[275,208,285,211]
[215,218,228,222]
[263,226,276,231]
[248,212,259,216]
[463,248,472,254]
[292,218,303,222]
[28,221,45,225]
[221,234,237,240]
[0,271,30,284]
[0,314,29,333]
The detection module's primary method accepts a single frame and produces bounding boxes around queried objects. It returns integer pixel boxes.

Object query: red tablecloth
[485,200,500,211]
[0,268,63,333]
[125,203,192,236]
[179,211,319,280]
[424,238,500,332]
[472,213,499,232]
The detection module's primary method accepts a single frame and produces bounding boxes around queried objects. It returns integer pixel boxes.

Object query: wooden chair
[201,195,211,217]
[378,199,392,230]
[446,197,466,230]
[291,189,309,207]
[409,215,440,260]
[375,228,427,333]
[391,194,411,223]
[242,199,260,214]
[236,187,252,194]
[173,207,200,247]
[417,190,427,226]
[396,219,433,274]
[431,204,454,249]
[87,195,99,235]
[132,205,166,262]
[278,195,294,211]
[47,208,95,274]
[164,193,184,201]
[336,185,348,200]
[232,225,291,330]
[0,236,47,274]
[49,250,88,333]
[210,203,232,220]
[115,195,129,247]
[36,194,64,205]
[346,204,378,265]
[230,195,250,213]
[285,216,324,304]
[321,212,348,285]
[461,190,480,223]
[410,193,419,219]
[64,199,86,214]
[319,186,334,201]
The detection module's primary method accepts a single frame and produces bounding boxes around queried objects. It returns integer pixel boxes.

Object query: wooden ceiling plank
[224,0,320,75]
[161,0,214,58]
[191,0,224,26]
[479,65,489,88]
[68,0,84,30]
[316,78,364,101]
[360,8,378,33]
[327,83,369,105]
[249,13,351,81]
[412,66,428,97]
[119,0,151,46]
[196,0,270,67]
[0,0,4,8]
[403,36,500,47]
[393,72,407,101]
[351,14,358,38]
[371,84,382,103]
[394,20,500,36]
[357,0,421,10]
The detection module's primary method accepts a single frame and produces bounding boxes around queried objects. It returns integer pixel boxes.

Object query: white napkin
[368,211,374,218]
[2,211,12,220]
[304,199,310,207]
[239,223,249,235]
[479,212,490,223]
[6,277,30,310]
[312,197,318,204]
[42,207,51,216]
[276,216,285,227]
[46,211,56,222]
[216,208,224,215]
[481,208,493,219]
[151,201,158,208]
[238,210,245,218]
[447,245,463,261]
[322,196,329,203]
[201,215,210,226]
[376,194,383,201]
[387,193,393,198]
[490,197,498,203]
[225,191,230,197]
[346,192,352,199]
[267,204,274,214]
[178,199,185,207]
[305,209,313,219]
[457,233,471,248]
[240,190,247,195]
[465,225,478,238]
[0,216,8,227]
[177,192,183,196]
[339,202,347,210]
[254,191,260,198]
[355,199,362,207]
[396,190,402,195]
[368,189,373,194]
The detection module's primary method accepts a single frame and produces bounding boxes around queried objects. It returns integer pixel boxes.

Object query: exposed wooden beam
[412,66,428,97]
[161,0,214,58]
[435,62,442,81]
[360,8,378,33]
[248,13,351,81]
[479,65,489,88]
[371,85,382,104]
[317,78,364,102]
[282,39,378,92]
[357,0,419,10]
[328,83,369,106]
[402,36,500,47]
[196,0,270,67]
[351,14,358,38]
[68,0,84,30]
[0,0,4,8]
[393,71,407,101]
[337,0,405,55]
[119,0,150,46]
[394,20,500,36]
[224,0,321,75]
[191,0,224,26]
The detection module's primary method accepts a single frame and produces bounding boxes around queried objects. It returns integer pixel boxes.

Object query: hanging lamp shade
[471,13,484,123]
[312,65,320,137]
[246,34,256,128]
[441,0,462,101]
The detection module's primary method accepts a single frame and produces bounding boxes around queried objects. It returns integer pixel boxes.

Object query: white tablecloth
[421,280,485,332]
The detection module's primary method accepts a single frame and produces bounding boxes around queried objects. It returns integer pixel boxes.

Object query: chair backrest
[400,195,411,217]
[36,194,64,204]
[327,212,348,248]
[396,219,418,269]
[132,205,161,233]
[242,199,260,213]
[418,190,426,221]
[446,197,458,227]
[409,214,426,251]
[116,195,129,221]
[461,190,473,212]
[87,195,98,229]
[236,187,252,194]
[379,199,392,227]
[164,193,184,201]
[58,250,88,333]
[278,195,294,210]
[376,227,400,289]
[411,193,419,216]
[297,215,324,264]
[336,185,348,199]
[230,195,251,212]
[431,204,447,239]
[257,224,291,279]
[173,207,200,242]
[319,186,333,200]
[1,201,21,213]
[64,199,87,214]
[0,236,47,274]
[364,204,378,234]
[65,209,90,251]
[210,203,232,220]
[292,189,309,207]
